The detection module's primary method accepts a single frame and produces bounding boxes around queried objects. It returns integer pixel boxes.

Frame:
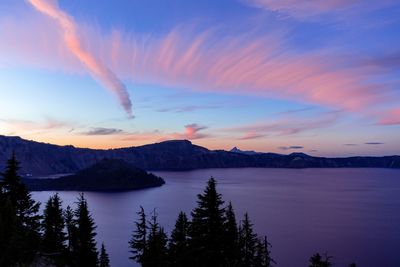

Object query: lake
[32,168,400,267]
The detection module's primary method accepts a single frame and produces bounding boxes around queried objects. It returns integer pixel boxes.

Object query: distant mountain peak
[230,147,261,155]
[289,152,311,158]
[230,146,240,152]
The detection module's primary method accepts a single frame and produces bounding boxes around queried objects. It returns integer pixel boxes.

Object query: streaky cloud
[172,124,209,140]
[120,124,209,142]
[278,146,304,150]
[3,9,399,123]
[0,118,71,133]
[27,0,133,117]
[377,108,400,125]
[81,127,124,136]
[157,105,219,113]
[243,0,397,20]
[223,111,339,137]
[365,142,384,145]
[238,132,266,140]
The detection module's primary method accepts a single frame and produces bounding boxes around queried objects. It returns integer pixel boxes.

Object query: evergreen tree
[224,202,240,266]
[143,209,168,267]
[169,212,191,267]
[64,205,78,266]
[129,206,148,264]
[64,205,77,253]
[42,193,66,256]
[309,253,333,267]
[239,213,258,267]
[190,178,225,266]
[189,177,226,266]
[99,243,110,267]
[75,193,98,267]
[254,236,274,267]
[348,263,357,267]
[0,153,41,265]
[0,196,19,266]
[2,153,41,224]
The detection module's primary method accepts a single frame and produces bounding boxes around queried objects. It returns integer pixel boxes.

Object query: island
[23,159,165,191]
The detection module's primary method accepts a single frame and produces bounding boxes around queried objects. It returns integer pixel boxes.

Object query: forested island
[23,159,165,191]
[0,154,359,266]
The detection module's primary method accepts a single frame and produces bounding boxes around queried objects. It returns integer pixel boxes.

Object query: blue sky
[0,0,399,156]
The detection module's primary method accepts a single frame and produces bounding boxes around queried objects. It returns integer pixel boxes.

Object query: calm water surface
[32,168,400,267]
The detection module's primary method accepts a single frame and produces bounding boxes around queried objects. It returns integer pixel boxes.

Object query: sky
[0,0,399,156]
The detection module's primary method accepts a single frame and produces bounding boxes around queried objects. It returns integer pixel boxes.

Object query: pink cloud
[377,109,400,125]
[2,4,398,122]
[0,14,81,73]
[171,124,209,140]
[27,0,133,117]
[238,132,266,140]
[100,124,209,143]
[223,111,340,137]
[0,118,71,134]
[96,28,391,114]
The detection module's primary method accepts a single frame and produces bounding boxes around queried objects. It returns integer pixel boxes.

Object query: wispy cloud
[98,123,210,142]
[365,142,384,145]
[3,4,399,123]
[0,118,71,134]
[242,0,397,21]
[171,123,209,140]
[344,143,358,146]
[363,51,400,70]
[376,108,400,125]
[279,146,304,150]
[27,0,133,117]
[237,132,266,140]
[223,111,339,138]
[81,127,124,136]
[157,105,219,113]
[275,107,315,116]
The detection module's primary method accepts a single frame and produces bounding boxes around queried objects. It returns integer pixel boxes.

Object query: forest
[0,154,357,267]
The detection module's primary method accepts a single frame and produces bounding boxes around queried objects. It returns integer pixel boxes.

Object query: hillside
[0,135,399,176]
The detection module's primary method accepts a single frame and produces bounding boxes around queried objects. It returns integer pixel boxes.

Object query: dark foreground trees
[1,154,359,267]
[0,153,41,266]
[129,178,274,267]
[309,253,333,267]
[0,154,108,267]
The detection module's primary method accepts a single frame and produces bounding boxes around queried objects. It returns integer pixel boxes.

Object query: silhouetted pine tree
[189,177,226,266]
[75,193,98,267]
[64,205,77,252]
[99,243,110,267]
[42,193,66,258]
[0,153,41,265]
[348,263,357,267]
[129,206,148,264]
[254,236,274,267]
[0,196,19,266]
[224,201,240,266]
[142,209,168,267]
[239,213,258,267]
[309,253,333,267]
[169,212,191,267]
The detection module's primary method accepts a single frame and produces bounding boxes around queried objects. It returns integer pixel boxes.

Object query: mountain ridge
[0,135,399,175]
